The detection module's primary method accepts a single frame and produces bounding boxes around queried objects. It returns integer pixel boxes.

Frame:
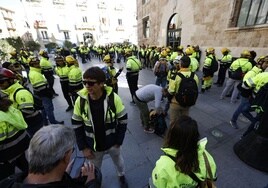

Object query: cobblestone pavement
[51,57,268,188]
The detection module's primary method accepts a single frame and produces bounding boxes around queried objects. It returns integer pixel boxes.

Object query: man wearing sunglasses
[72,66,128,188]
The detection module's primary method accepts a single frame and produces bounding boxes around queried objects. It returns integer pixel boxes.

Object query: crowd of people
[0,42,267,187]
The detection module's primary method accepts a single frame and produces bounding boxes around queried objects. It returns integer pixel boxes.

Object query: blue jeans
[155,76,167,88]
[41,96,58,124]
[231,96,255,123]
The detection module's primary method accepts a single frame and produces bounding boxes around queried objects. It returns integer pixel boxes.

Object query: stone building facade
[136,0,268,60]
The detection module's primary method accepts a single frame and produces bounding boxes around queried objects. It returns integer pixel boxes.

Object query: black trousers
[60,81,73,106]
[0,154,28,181]
[44,73,56,95]
[216,65,229,85]
[126,74,139,101]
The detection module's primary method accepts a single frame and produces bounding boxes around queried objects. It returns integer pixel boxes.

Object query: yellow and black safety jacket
[20,55,30,68]
[189,56,199,72]
[40,56,54,76]
[2,81,34,111]
[68,65,83,93]
[126,56,142,76]
[229,58,252,74]
[152,138,217,188]
[55,65,70,83]
[168,68,199,104]
[244,72,268,94]
[203,54,217,77]
[220,53,232,66]
[0,105,30,162]
[28,67,52,98]
[72,86,127,151]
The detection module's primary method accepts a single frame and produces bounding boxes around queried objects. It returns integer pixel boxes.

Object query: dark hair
[180,56,191,68]
[83,66,106,83]
[0,97,13,112]
[164,115,200,174]
[2,62,12,69]
[250,51,257,59]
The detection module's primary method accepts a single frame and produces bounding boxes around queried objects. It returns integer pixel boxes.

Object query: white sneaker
[144,128,155,134]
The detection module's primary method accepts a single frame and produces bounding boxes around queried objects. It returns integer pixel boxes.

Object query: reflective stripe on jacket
[152,138,217,188]
[72,86,127,151]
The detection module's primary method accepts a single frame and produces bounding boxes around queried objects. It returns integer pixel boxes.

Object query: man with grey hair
[0,124,101,188]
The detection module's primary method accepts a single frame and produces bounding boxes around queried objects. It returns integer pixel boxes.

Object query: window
[82,16,88,23]
[64,31,69,39]
[142,0,149,5]
[41,30,48,39]
[167,14,182,49]
[237,0,268,26]
[118,19,122,26]
[101,17,107,25]
[142,16,149,38]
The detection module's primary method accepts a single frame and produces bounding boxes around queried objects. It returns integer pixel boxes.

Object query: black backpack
[175,72,198,107]
[228,67,243,80]
[228,61,249,80]
[208,57,219,73]
[13,88,44,110]
[149,111,167,136]
[251,83,268,113]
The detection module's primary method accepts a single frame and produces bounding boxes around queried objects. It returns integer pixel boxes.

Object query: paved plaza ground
[50,57,268,188]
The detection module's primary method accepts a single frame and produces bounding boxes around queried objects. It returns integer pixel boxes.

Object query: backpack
[155,62,168,77]
[228,67,243,80]
[228,61,249,80]
[251,83,268,113]
[13,88,44,110]
[175,72,198,107]
[208,57,219,73]
[101,66,111,80]
[149,111,167,136]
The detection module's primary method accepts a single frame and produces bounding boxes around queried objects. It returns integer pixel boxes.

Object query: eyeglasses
[82,80,98,86]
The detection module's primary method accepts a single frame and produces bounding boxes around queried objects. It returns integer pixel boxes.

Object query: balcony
[57,24,70,32]
[116,26,124,31]
[76,0,87,8]
[1,12,13,20]
[100,24,109,32]
[53,0,65,5]
[7,27,16,31]
[97,2,106,9]
[26,0,42,7]
[25,0,42,2]
[33,20,47,29]
[114,4,123,11]
[75,23,96,31]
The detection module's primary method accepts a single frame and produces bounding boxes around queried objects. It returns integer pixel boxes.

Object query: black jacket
[0,172,99,188]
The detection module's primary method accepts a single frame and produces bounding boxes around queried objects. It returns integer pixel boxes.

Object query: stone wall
[137,0,268,60]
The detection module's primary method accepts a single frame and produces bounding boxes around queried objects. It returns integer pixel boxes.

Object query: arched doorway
[166,13,182,50]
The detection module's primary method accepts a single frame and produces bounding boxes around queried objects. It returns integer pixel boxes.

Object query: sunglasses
[82,80,98,86]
